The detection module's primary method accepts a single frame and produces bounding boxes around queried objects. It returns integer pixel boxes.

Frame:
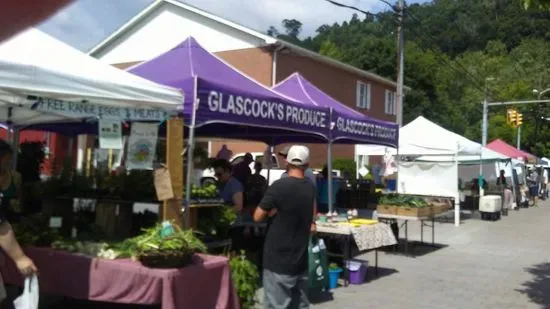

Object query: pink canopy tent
[487,139,537,162]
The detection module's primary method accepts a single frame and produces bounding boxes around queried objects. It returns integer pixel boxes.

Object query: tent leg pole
[327,141,333,214]
[455,152,460,227]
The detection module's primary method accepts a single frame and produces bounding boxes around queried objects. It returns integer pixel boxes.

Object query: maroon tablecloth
[0,247,240,309]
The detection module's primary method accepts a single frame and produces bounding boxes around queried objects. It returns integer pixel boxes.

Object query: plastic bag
[13,275,39,309]
[308,236,329,290]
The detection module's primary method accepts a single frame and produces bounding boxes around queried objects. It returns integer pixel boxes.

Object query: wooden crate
[431,203,450,215]
[376,204,398,215]
[396,206,433,218]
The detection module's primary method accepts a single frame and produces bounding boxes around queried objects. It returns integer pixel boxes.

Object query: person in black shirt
[232,152,253,189]
[254,145,316,309]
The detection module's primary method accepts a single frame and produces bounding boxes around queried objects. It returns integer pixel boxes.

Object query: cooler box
[479,195,502,212]
[345,260,368,285]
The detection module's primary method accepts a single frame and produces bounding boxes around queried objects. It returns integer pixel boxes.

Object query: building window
[356,81,371,109]
[385,90,396,115]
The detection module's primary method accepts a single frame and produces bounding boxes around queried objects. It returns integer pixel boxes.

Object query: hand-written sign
[32,97,170,121]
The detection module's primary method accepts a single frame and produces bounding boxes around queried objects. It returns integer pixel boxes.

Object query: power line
[323,0,376,16]
[323,0,487,92]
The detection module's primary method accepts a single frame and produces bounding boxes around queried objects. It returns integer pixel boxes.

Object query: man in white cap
[254,145,316,309]
[278,145,316,187]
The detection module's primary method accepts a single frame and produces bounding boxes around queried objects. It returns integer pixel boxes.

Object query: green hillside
[269,0,550,156]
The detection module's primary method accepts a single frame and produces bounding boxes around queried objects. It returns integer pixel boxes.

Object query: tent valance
[0,28,183,127]
[273,73,398,147]
[129,37,331,144]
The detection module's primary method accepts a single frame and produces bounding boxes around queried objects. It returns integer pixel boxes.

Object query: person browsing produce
[0,140,37,304]
[232,152,253,189]
[278,146,316,187]
[212,159,243,214]
[254,145,316,309]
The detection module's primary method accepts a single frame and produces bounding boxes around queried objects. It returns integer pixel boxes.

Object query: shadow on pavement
[309,289,334,305]
[380,241,448,258]
[364,266,398,283]
[517,262,550,309]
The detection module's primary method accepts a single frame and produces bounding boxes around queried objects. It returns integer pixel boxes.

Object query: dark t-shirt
[232,161,251,189]
[260,176,315,275]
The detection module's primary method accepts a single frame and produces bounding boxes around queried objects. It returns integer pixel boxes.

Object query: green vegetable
[229,251,259,309]
[329,263,341,270]
[378,194,428,208]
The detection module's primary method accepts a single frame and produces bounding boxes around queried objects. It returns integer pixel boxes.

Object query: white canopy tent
[356,116,512,227]
[356,116,482,157]
[0,28,183,126]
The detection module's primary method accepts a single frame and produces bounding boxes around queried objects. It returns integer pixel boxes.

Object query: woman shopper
[0,140,38,304]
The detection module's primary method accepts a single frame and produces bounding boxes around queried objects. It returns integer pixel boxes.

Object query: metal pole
[396,0,405,128]
[517,126,521,149]
[327,107,334,214]
[183,76,199,228]
[482,99,488,146]
[454,149,460,227]
[327,140,334,213]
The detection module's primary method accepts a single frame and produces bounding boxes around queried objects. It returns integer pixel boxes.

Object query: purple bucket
[346,260,368,285]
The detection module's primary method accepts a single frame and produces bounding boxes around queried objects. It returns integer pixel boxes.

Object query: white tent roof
[417,147,510,163]
[0,28,183,125]
[356,116,482,156]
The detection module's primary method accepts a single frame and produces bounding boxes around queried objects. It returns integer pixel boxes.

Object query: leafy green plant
[109,223,207,258]
[329,263,341,271]
[333,158,356,179]
[378,194,428,208]
[197,207,237,238]
[13,213,61,246]
[229,251,259,309]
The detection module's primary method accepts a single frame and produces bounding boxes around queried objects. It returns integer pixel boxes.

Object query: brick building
[88,0,399,168]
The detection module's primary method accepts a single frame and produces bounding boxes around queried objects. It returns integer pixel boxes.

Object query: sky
[38,0,428,52]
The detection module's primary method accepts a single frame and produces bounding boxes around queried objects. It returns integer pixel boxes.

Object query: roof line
[88,0,406,89]
[88,0,163,55]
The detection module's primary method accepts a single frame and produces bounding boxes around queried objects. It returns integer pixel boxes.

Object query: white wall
[398,161,458,198]
[95,4,265,63]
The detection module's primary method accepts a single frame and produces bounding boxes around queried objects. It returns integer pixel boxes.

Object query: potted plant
[229,251,259,309]
[328,263,343,290]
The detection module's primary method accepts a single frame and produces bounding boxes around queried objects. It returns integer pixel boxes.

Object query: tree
[281,19,303,38]
[318,40,343,60]
[269,0,550,156]
[521,0,550,9]
[266,26,279,37]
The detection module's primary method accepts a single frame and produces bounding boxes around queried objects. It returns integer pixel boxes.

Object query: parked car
[201,152,285,186]
[201,152,341,185]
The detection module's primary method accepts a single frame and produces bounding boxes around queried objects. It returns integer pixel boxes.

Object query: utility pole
[396,0,405,127]
[517,126,521,149]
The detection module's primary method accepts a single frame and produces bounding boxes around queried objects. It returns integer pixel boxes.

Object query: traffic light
[507,109,517,126]
[516,112,523,126]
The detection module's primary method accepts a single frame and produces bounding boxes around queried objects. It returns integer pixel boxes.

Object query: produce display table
[189,203,224,229]
[377,214,441,255]
[315,223,397,286]
[0,247,240,309]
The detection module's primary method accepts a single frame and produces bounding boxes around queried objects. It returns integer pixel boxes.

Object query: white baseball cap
[286,145,310,166]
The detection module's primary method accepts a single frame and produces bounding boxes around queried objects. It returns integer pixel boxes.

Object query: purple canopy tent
[273,73,398,147]
[273,73,399,212]
[128,37,334,226]
[128,37,330,144]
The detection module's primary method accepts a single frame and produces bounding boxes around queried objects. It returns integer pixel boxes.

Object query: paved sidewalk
[257,202,550,308]
[307,203,550,309]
